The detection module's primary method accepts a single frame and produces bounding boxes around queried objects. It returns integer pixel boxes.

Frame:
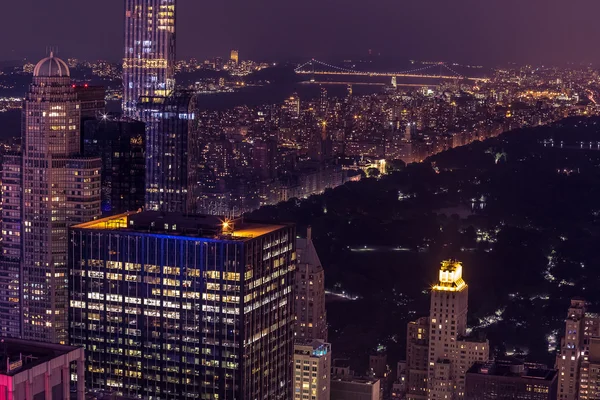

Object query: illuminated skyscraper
[123,0,176,117]
[319,86,328,118]
[404,260,488,400]
[427,260,488,400]
[0,53,102,343]
[69,211,296,399]
[122,1,198,213]
[283,93,300,120]
[230,49,239,64]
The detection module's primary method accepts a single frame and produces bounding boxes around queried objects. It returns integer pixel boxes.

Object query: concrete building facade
[294,339,331,400]
[0,338,85,400]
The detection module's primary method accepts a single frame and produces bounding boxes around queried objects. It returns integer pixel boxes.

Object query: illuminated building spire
[432,259,467,292]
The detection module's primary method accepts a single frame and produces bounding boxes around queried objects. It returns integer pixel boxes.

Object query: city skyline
[2,0,600,399]
[1,0,599,66]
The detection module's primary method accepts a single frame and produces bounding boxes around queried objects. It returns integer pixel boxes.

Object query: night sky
[0,0,596,65]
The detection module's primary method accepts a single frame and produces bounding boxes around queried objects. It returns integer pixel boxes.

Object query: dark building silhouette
[74,84,105,120]
[465,359,558,400]
[139,92,198,213]
[74,85,105,151]
[252,138,277,179]
[83,119,146,215]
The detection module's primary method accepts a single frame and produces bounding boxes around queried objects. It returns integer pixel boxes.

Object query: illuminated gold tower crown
[433,259,466,292]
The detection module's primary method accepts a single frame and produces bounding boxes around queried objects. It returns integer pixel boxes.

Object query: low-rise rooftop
[468,359,557,381]
[0,337,81,376]
[331,376,380,385]
[333,358,351,368]
[294,339,331,357]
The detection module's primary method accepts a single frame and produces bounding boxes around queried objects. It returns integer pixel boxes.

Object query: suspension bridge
[295,59,489,82]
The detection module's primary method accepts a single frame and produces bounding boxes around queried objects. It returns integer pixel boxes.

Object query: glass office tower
[69,211,295,400]
[123,0,176,117]
[139,92,198,213]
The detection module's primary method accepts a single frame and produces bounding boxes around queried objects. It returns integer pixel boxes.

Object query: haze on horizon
[0,0,596,66]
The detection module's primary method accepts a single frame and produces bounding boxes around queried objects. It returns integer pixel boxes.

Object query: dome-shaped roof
[33,52,70,78]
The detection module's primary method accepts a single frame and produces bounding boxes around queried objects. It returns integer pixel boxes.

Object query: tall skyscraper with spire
[427,260,488,400]
[123,0,176,117]
[295,227,327,341]
[404,260,489,400]
[294,227,330,400]
[0,53,101,343]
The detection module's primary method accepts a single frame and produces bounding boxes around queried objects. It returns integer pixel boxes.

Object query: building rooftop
[467,359,557,382]
[72,211,286,241]
[333,358,351,368]
[296,227,322,268]
[33,52,70,78]
[458,332,488,343]
[331,376,380,385]
[433,259,466,292]
[0,337,80,376]
[294,339,331,357]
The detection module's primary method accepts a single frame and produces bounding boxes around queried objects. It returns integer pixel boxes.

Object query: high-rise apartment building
[319,87,328,118]
[295,227,327,341]
[82,118,146,215]
[123,0,176,117]
[252,138,277,179]
[0,53,102,343]
[393,361,408,399]
[69,211,296,400]
[427,260,488,400]
[283,94,301,120]
[556,299,587,400]
[294,339,331,400]
[406,317,429,400]
[580,336,600,400]
[555,298,600,400]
